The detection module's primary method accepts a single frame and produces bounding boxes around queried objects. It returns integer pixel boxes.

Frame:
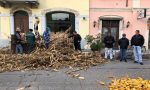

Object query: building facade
[0,0,89,48]
[90,0,150,49]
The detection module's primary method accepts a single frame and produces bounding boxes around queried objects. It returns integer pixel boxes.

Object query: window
[51,13,69,21]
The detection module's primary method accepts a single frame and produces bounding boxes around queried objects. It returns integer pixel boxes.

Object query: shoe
[140,62,144,65]
[120,60,122,62]
[134,61,138,63]
[124,60,127,62]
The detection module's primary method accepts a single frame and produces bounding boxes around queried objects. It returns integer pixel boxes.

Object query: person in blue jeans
[131,30,144,65]
[103,32,115,60]
[15,28,23,54]
[118,34,129,62]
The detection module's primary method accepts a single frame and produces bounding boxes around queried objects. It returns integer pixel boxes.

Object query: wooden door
[102,20,119,48]
[14,11,29,33]
[12,11,29,53]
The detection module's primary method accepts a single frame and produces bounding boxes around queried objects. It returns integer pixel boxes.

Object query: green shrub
[85,33,104,51]
[84,35,94,44]
[90,40,104,51]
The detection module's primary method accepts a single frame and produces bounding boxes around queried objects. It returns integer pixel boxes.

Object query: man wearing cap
[15,27,23,54]
[26,29,35,53]
[118,34,129,62]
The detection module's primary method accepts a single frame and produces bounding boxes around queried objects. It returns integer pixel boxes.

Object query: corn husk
[109,77,150,90]
[0,32,106,72]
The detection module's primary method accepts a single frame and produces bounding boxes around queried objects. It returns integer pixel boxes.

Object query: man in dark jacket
[73,31,82,51]
[26,29,35,53]
[131,30,144,65]
[118,34,129,62]
[15,28,23,54]
[103,33,115,59]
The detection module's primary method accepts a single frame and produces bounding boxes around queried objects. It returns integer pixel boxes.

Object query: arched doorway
[11,10,29,53]
[14,11,29,33]
[46,11,75,33]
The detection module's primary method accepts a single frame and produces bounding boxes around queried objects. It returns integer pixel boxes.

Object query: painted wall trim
[29,16,33,29]
[41,15,46,34]
[42,8,79,16]
[10,15,15,35]
[0,17,2,37]
[133,0,140,8]
[90,8,150,12]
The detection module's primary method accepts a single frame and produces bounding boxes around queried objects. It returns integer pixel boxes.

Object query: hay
[0,32,105,72]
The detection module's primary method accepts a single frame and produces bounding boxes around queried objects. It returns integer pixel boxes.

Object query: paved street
[0,59,150,90]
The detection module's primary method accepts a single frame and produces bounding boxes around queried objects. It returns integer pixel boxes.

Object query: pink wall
[90,0,150,41]
[90,0,132,8]
[141,0,150,8]
[90,11,148,39]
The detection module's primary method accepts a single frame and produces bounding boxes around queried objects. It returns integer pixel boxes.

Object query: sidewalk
[0,59,149,90]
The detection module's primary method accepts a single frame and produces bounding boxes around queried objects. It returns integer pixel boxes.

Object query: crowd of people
[103,30,145,65]
[15,27,51,54]
[14,27,82,54]
[14,17,144,65]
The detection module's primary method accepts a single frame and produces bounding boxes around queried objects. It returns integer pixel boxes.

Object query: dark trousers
[28,43,34,53]
[120,49,127,61]
[74,42,81,51]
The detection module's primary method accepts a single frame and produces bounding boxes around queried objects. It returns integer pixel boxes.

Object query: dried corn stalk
[0,32,106,72]
[109,77,150,90]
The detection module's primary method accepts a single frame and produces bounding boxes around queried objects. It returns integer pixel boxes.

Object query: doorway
[102,20,120,48]
[46,11,75,33]
[14,11,29,33]
[11,10,29,53]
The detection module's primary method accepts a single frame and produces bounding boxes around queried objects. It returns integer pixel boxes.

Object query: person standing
[131,30,144,65]
[73,31,82,51]
[43,28,50,49]
[103,32,115,60]
[35,30,41,48]
[34,17,40,32]
[15,27,23,54]
[118,34,129,62]
[26,29,35,53]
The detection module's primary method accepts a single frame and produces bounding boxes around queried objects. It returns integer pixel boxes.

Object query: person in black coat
[103,33,115,59]
[73,31,82,51]
[118,34,129,62]
[131,30,144,65]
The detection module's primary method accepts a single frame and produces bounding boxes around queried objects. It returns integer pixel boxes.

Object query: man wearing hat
[118,34,129,62]
[26,29,35,53]
[15,27,23,54]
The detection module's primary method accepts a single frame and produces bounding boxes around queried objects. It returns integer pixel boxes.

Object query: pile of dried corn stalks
[0,32,105,72]
[109,77,150,90]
